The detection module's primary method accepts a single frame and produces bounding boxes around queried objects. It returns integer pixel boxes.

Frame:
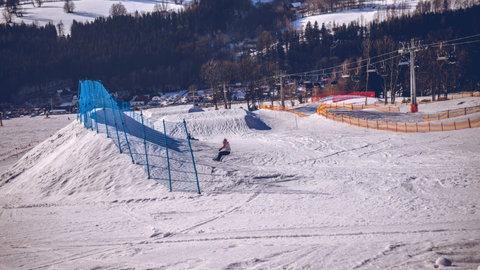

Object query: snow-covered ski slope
[1,99,480,269]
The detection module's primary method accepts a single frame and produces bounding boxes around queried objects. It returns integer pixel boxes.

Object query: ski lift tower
[278,71,285,108]
[399,38,423,113]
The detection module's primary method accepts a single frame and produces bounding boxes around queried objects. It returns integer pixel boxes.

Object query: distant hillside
[0,0,479,105]
[0,0,186,35]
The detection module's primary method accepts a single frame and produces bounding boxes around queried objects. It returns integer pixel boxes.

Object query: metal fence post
[77,81,81,121]
[163,119,172,192]
[109,97,123,153]
[94,92,99,133]
[118,107,135,164]
[183,119,200,194]
[141,111,151,179]
[101,89,110,138]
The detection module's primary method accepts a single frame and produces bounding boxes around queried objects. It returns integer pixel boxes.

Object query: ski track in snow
[1,102,480,269]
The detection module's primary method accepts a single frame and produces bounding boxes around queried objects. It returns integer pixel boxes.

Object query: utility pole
[280,72,285,108]
[409,38,417,112]
[399,38,423,113]
[365,58,370,105]
[223,83,228,109]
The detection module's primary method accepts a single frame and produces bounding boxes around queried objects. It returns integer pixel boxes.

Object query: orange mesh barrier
[467,106,480,114]
[471,118,480,128]
[317,101,480,133]
[261,104,309,117]
[429,123,443,132]
[417,122,430,132]
[316,101,480,132]
[378,92,480,106]
[316,102,400,113]
[455,120,469,129]
[423,105,480,121]
[442,122,456,131]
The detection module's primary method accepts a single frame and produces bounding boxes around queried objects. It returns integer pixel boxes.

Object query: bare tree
[153,2,168,13]
[63,0,75,13]
[2,8,12,23]
[4,0,20,17]
[218,61,236,109]
[362,39,372,105]
[374,36,399,104]
[56,20,65,37]
[201,59,221,110]
[188,84,197,105]
[237,56,257,109]
[110,2,127,17]
[35,0,42,7]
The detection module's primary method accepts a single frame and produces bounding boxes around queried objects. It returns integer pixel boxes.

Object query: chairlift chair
[341,64,350,78]
[367,65,377,73]
[448,55,457,64]
[399,55,409,66]
[380,68,388,77]
[448,46,457,64]
[379,62,388,77]
[437,55,448,61]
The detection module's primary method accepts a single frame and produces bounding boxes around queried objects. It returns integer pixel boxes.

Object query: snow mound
[150,108,271,139]
[0,107,257,201]
[435,257,452,267]
[0,122,161,204]
[144,104,203,119]
[188,105,204,113]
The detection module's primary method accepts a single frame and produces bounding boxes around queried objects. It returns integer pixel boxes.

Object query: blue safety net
[77,80,200,193]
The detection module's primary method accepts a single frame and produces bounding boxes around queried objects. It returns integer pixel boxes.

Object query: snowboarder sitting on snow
[213,138,231,161]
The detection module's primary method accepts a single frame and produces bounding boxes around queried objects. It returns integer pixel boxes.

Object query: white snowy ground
[0,114,74,174]
[293,0,420,29]
[0,0,184,35]
[1,99,480,269]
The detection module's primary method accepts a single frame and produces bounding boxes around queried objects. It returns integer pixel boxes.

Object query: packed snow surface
[1,99,480,269]
[0,114,73,174]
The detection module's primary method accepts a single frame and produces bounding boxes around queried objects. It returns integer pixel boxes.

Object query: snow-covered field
[2,0,422,35]
[294,0,420,29]
[1,99,480,269]
[0,0,184,35]
[0,114,74,174]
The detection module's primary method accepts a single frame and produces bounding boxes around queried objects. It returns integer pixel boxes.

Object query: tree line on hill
[0,0,479,105]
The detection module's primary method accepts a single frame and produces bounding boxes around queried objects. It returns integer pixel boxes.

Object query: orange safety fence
[422,105,480,121]
[376,91,480,106]
[318,103,480,133]
[311,91,375,102]
[261,105,310,117]
[316,102,400,114]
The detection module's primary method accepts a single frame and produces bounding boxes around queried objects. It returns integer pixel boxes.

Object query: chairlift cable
[199,33,480,93]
